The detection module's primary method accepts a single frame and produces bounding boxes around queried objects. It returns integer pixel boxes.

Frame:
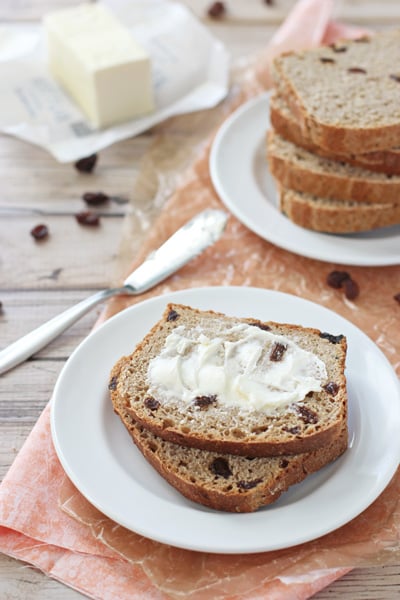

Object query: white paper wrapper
[0,0,229,162]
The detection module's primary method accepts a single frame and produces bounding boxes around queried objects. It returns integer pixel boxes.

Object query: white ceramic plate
[51,286,400,554]
[209,94,400,266]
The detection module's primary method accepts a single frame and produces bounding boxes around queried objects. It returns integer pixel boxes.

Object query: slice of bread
[279,186,400,233]
[267,130,400,205]
[112,401,348,513]
[272,30,400,154]
[109,304,348,457]
[270,93,400,175]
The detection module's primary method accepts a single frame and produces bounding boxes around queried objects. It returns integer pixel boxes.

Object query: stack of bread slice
[267,29,400,233]
[109,303,348,512]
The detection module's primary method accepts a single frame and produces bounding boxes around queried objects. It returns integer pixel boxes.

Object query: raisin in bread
[278,185,400,233]
[272,30,400,154]
[270,92,400,175]
[112,399,348,513]
[109,304,348,457]
[267,130,400,204]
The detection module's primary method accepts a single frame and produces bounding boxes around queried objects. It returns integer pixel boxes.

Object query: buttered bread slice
[109,304,348,457]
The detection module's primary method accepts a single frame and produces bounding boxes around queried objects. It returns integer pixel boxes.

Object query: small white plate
[209,94,400,266]
[51,286,400,554]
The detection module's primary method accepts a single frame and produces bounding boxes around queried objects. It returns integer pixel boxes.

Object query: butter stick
[44,3,154,129]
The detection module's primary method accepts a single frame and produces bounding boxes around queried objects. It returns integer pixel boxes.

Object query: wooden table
[1,1,399,598]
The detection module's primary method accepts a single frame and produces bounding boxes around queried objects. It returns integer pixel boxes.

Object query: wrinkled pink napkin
[0,1,385,598]
[0,403,350,600]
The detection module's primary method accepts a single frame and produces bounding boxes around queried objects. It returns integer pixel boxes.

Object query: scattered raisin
[296,405,318,424]
[343,278,360,300]
[108,376,118,391]
[324,381,339,396]
[330,45,347,53]
[167,309,179,322]
[75,211,100,226]
[326,270,359,300]
[390,74,400,83]
[263,0,274,5]
[270,342,287,362]
[210,457,232,479]
[279,459,289,468]
[237,479,262,490]
[74,154,97,173]
[83,191,109,206]
[319,332,344,344]
[354,36,370,43]
[347,67,367,74]
[193,395,217,409]
[144,397,160,411]
[319,57,335,63]
[326,270,350,289]
[394,293,400,305]
[30,224,49,240]
[207,1,226,18]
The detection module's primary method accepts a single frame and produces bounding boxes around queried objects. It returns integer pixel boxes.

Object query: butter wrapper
[0,0,229,162]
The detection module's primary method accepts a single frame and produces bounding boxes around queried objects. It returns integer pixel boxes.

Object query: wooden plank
[0,562,398,600]
[0,530,399,600]
[0,0,83,21]
[315,565,400,598]
[0,555,86,600]
[0,562,397,600]
[0,289,101,357]
[205,22,276,59]
[0,215,127,288]
[186,0,400,24]
[3,0,400,23]
[0,134,152,210]
[0,134,155,290]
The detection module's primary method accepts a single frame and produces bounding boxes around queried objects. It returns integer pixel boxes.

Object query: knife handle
[0,288,121,376]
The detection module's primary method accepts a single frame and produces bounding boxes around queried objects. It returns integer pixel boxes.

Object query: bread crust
[269,93,400,175]
[267,130,400,205]
[109,304,348,457]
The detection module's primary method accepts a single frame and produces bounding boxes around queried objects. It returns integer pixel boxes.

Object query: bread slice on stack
[109,303,348,512]
[268,29,400,233]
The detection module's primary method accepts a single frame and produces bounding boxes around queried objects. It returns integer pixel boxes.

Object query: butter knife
[0,209,228,375]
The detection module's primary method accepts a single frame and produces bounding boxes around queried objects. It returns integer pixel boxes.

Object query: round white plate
[51,286,400,554]
[209,93,400,266]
